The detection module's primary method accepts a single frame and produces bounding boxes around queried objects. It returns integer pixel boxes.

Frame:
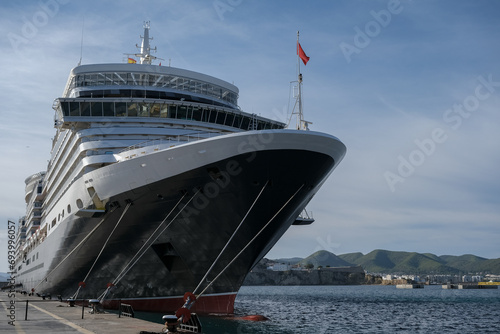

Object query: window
[185,106,193,120]
[91,102,103,116]
[160,104,169,118]
[61,102,70,116]
[115,102,127,117]
[192,106,202,121]
[233,115,242,128]
[150,103,161,117]
[168,105,177,118]
[216,111,226,125]
[241,116,250,130]
[103,102,114,116]
[208,109,217,123]
[70,102,80,116]
[81,102,91,116]
[177,105,187,119]
[76,199,83,209]
[225,113,235,127]
[128,102,138,117]
[138,102,149,117]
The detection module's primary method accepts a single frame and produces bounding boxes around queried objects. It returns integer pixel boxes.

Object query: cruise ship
[13,23,346,314]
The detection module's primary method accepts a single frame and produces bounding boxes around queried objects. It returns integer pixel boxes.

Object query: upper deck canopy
[64,63,239,108]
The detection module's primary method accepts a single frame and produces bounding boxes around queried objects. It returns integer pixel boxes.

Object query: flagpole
[297,31,303,130]
[297,31,301,77]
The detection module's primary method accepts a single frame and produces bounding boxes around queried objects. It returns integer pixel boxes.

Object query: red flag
[297,42,310,65]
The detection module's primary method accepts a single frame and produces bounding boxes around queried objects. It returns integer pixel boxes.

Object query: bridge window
[103,102,114,116]
[128,102,138,117]
[151,103,161,117]
[115,102,127,117]
[81,102,91,116]
[160,104,169,118]
[138,102,149,117]
[225,113,234,127]
[56,99,286,130]
[91,102,103,116]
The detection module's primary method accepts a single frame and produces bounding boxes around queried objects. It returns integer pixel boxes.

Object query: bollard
[25,300,28,320]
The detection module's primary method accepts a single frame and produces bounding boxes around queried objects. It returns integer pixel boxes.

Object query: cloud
[1,0,500,273]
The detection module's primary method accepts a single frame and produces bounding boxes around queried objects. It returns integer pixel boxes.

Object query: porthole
[76,199,83,209]
[67,204,71,214]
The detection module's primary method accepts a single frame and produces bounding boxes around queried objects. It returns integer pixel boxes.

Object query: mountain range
[2,250,499,282]
[273,249,500,275]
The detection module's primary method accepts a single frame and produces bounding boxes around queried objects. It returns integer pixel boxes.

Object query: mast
[288,31,311,130]
[126,21,163,65]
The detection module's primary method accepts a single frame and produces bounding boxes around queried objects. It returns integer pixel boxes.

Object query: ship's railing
[119,132,223,155]
[118,303,134,318]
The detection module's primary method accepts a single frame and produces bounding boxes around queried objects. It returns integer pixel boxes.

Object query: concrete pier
[396,284,424,289]
[0,292,165,334]
[442,283,498,289]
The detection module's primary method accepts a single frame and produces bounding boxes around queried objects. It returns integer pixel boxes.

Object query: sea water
[140,285,500,333]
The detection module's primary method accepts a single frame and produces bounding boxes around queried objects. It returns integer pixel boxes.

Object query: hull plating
[16,131,345,314]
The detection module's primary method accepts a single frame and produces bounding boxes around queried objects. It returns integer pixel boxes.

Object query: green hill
[338,250,500,274]
[438,255,500,273]
[438,254,487,271]
[337,252,364,264]
[339,249,457,274]
[298,250,355,268]
[268,250,500,275]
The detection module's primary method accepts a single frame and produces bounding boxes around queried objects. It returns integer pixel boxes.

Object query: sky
[0,0,499,272]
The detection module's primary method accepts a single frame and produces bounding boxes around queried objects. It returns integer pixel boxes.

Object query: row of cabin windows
[24,201,78,267]
[59,101,284,131]
[25,252,39,266]
[49,203,73,233]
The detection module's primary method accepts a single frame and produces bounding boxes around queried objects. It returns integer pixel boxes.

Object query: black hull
[37,147,337,313]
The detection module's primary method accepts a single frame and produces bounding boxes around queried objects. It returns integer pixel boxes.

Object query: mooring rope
[196,183,305,298]
[97,189,201,302]
[193,180,269,295]
[72,202,132,299]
